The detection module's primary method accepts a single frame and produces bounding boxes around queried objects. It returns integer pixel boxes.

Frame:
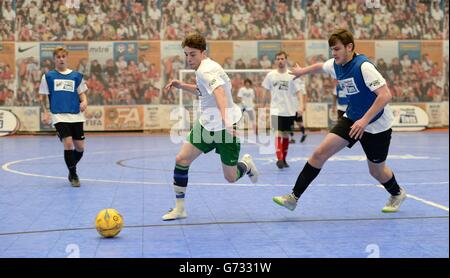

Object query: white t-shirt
[322,58,393,134]
[195,58,242,131]
[237,87,255,110]
[262,70,306,116]
[39,69,88,125]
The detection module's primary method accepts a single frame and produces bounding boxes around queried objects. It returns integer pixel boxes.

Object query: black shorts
[337,110,345,120]
[330,117,392,163]
[271,115,295,132]
[54,122,85,141]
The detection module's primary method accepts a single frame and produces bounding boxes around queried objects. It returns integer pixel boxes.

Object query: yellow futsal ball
[95,208,123,238]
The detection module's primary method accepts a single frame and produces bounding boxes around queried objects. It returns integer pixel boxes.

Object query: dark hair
[275,51,288,59]
[181,32,207,51]
[328,29,355,50]
[244,78,252,85]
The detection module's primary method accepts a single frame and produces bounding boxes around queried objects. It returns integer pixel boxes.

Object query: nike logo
[18,46,36,53]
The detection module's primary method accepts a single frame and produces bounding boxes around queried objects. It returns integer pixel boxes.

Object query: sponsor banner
[305,40,329,62]
[208,41,233,66]
[424,102,448,127]
[257,41,282,62]
[84,106,105,131]
[113,42,138,65]
[88,42,114,67]
[355,40,375,61]
[104,105,144,130]
[138,41,161,74]
[422,41,443,72]
[143,105,178,130]
[233,41,257,65]
[375,41,398,65]
[9,106,40,131]
[281,41,305,66]
[391,104,429,131]
[0,109,19,136]
[305,103,328,128]
[0,42,15,77]
[398,41,421,62]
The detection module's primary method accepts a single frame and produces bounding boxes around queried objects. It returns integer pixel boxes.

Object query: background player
[39,46,88,187]
[262,51,306,169]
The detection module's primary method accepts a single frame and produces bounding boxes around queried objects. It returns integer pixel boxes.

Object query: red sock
[282,137,289,161]
[275,136,283,161]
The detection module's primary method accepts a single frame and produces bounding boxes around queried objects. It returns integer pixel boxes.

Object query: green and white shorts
[188,120,240,166]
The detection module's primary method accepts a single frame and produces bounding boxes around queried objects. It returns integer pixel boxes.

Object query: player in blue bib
[273,29,406,213]
[39,47,88,187]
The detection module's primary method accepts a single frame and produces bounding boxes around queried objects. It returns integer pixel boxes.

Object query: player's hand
[349,118,369,140]
[288,63,303,80]
[164,80,182,91]
[43,111,50,125]
[80,101,88,112]
[295,111,302,121]
[332,105,337,114]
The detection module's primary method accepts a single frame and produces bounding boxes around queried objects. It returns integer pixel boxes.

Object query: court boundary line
[0,215,447,237]
[2,154,449,213]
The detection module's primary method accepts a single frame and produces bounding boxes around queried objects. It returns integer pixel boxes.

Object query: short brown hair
[181,33,206,51]
[275,51,288,59]
[53,46,68,57]
[328,29,355,50]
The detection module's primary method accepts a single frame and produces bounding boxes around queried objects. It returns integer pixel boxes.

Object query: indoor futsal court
[0,0,449,260]
[0,131,448,258]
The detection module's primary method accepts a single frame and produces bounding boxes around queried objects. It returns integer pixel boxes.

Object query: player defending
[163,33,259,221]
[262,51,306,169]
[39,46,88,187]
[273,29,406,213]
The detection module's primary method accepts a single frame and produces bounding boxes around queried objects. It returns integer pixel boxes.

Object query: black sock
[300,126,305,134]
[292,162,321,198]
[73,150,84,165]
[236,161,248,180]
[382,174,401,196]
[64,150,77,175]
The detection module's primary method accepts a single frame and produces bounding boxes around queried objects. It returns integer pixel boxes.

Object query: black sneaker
[283,160,290,168]
[68,173,80,187]
[300,134,307,143]
[289,138,296,144]
[276,160,285,169]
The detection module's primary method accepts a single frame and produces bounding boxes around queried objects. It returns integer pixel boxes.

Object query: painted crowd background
[0,0,448,130]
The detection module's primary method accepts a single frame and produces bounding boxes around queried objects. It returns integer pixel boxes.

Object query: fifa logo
[365,0,382,9]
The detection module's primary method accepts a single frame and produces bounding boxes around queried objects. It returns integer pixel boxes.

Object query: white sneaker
[382,187,407,213]
[241,154,259,183]
[273,193,298,211]
[162,208,187,221]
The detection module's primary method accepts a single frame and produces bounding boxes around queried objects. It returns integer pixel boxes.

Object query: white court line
[2,154,449,212]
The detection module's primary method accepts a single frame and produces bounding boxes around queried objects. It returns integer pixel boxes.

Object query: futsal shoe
[273,193,298,211]
[300,134,307,143]
[276,160,284,169]
[382,187,407,213]
[283,160,290,168]
[162,208,187,221]
[68,173,80,187]
[241,154,259,183]
[289,138,296,144]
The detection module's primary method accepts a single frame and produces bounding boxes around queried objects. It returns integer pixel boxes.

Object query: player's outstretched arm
[164,79,198,95]
[288,63,326,79]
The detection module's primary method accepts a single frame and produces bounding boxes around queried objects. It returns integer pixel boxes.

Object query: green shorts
[188,120,240,166]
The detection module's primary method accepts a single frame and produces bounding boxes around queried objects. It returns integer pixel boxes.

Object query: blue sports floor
[0,131,448,258]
